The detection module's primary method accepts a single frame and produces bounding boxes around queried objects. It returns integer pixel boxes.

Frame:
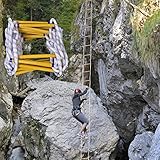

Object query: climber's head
[74,88,82,94]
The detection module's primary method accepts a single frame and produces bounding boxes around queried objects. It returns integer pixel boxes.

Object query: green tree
[4,0,82,55]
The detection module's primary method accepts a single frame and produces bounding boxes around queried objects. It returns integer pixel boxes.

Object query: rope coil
[4,18,23,76]
[4,18,68,77]
[46,18,68,77]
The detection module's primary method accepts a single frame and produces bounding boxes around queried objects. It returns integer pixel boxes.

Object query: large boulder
[21,80,119,160]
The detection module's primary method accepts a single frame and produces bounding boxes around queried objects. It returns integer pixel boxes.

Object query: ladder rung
[84,25,92,29]
[85,35,92,38]
[84,44,91,47]
[84,70,90,73]
[85,8,92,11]
[81,158,89,160]
[83,63,90,66]
[84,80,90,82]
[84,45,91,47]
[84,33,92,37]
[86,17,92,20]
[83,43,91,46]
[84,54,91,57]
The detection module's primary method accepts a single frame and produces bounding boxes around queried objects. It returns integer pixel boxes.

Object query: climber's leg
[75,112,89,134]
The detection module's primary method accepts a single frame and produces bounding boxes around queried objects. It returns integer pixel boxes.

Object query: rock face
[71,0,160,158]
[21,80,119,160]
[129,123,160,160]
[63,54,83,83]
[128,132,153,160]
[9,147,25,160]
[73,0,146,143]
[0,83,13,160]
[147,124,160,160]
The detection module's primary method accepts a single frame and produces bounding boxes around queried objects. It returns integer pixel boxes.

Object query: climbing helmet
[74,88,81,93]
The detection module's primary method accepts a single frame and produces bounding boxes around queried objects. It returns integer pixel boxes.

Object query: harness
[72,107,81,116]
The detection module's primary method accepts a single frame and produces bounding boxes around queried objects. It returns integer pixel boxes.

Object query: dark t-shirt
[72,88,88,111]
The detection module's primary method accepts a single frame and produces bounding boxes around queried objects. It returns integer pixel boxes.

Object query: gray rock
[136,105,160,134]
[21,80,119,160]
[147,124,160,160]
[70,0,160,156]
[97,59,108,100]
[9,147,25,160]
[73,0,145,143]
[128,132,154,160]
[0,83,13,159]
[129,123,160,160]
[27,75,53,90]
[62,54,83,83]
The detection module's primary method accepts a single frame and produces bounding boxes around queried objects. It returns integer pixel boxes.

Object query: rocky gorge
[0,0,160,160]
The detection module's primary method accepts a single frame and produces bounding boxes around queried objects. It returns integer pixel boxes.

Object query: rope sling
[4,18,68,76]
[81,0,92,159]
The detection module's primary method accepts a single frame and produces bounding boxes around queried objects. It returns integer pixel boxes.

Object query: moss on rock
[132,0,160,63]
[22,118,49,160]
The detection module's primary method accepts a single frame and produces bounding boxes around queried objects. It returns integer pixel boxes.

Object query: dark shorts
[73,111,89,124]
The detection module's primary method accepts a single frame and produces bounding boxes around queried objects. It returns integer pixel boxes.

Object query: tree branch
[124,0,150,17]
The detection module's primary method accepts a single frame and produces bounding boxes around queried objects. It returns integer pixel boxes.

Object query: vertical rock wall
[0,1,13,159]
[72,0,146,143]
[0,83,13,160]
[71,0,160,158]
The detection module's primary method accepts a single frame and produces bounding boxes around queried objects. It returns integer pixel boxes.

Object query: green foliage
[4,0,56,20]
[3,0,82,56]
[54,0,82,56]
[134,10,160,61]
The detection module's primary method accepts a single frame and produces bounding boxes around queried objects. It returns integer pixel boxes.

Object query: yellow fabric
[23,34,45,39]
[19,23,54,28]
[19,59,51,67]
[15,21,56,75]
[16,70,33,75]
[18,64,54,72]
[19,54,56,59]
[20,27,49,34]
[17,21,48,24]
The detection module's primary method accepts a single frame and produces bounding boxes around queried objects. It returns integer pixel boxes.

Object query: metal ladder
[82,0,92,88]
[81,0,93,160]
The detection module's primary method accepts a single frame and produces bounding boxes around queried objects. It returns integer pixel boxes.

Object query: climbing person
[72,88,89,136]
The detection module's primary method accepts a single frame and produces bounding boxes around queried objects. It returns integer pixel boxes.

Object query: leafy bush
[132,0,160,63]
[134,10,160,61]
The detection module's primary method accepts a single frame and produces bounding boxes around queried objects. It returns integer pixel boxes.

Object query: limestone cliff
[70,0,160,159]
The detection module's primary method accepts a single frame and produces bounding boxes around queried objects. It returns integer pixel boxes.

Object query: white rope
[4,18,23,76]
[46,18,68,77]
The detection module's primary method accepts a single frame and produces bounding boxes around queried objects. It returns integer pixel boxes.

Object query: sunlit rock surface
[21,80,119,160]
